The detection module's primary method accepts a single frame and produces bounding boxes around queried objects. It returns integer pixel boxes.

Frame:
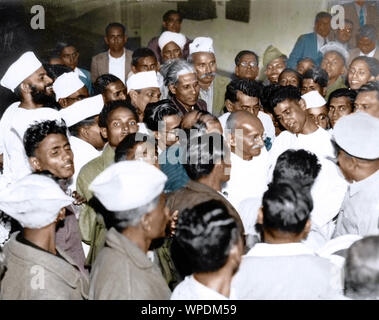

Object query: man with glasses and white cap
[53,71,89,109]
[126,70,161,123]
[0,174,89,300]
[59,94,105,191]
[333,111,379,238]
[0,51,60,185]
[88,161,171,300]
[188,37,229,117]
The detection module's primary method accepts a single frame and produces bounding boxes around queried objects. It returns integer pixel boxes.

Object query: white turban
[90,161,167,212]
[59,94,104,127]
[189,37,215,55]
[126,71,160,93]
[0,174,73,229]
[302,91,326,109]
[53,72,84,101]
[158,31,186,51]
[0,51,42,92]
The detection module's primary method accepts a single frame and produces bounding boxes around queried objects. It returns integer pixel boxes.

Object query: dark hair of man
[53,41,73,55]
[143,99,180,131]
[303,67,329,88]
[163,10,183,23]
[327,88,357,108]
[114,132,152,162]
[262,182,313,234]
[344,235,379,299]
[266,85,302,115]
[351,56,379,77]
[68,116,97,138]
[357,81,379,101]
[132,47,157,67]
[359,24,377,42]
[183,132,227,180]
[234,50,259,67]
[93,74,122,95]
[171,199,239,276]
[23,120,68,157]
[224,79,262,103]
[105,22,126,35]
[314,11,332,24]
[43,63,72,80]
[98,100,138,128]
[272,149,321,189]
[279,68,303,87]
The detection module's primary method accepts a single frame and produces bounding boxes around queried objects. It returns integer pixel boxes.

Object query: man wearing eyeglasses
[234,50,260,81]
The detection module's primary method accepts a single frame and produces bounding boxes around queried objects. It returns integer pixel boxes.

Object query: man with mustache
[0,51,59,186]
[188,37,229,117]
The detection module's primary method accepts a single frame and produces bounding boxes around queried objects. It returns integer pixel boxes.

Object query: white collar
[245,242,316,257]
[108,49,125,60]
[74,67,86,78]
[349,169,379,196]
[188,275,236,300]
[360,47,377,58]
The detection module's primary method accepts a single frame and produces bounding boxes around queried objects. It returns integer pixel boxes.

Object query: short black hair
[357,81,379,102]
[23,120,68,157]
[98,100,138,128]
[171,199,240,276]
[105,22,126,35]
[303,67,329,88]
[183,132,228,181]
[234,50,259,67]
[266,85,302,115]
[93,74,123,95]
[131,47,157,67]
[262,182,313,234]
[224,79,262,103]
[115,132,154,162]
[143,99,180,131]
[327,88,357,108]
[68,116,97,138]
[278,68,303,88]
[43,63,72,80]
[314,11,332,24]
[163,10,183,23]
[272,149,321,189]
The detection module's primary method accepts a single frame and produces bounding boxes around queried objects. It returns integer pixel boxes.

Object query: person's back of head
[93,74,123,95]
[43,63,72,81]
[143,99,180,131]
[302,67,329,89]
[224,78,262,104]
[261,182,313,239]
[171,199,241,278]
[344,235,379,299]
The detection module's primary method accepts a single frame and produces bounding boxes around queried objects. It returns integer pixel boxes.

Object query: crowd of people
[0,1,379,300]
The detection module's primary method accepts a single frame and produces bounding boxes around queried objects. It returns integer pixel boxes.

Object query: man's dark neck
[19,99,41,110]
[197,174,222,192]
[109,49,124,58]
[299,116,318,135]
[199,81,212,91]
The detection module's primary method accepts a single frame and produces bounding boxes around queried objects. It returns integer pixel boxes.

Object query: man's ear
[29,157,42,172]
[235,66,240,77]
[129,90,138,105]
[257,206,264,224]
[20,82,31,94]
[228,132,236,148]
[225,100,234,113]
[302,219,312,239]
[58,98,68,108]
[168,84,176,95]
[369,75,376,82]
[100,127,108,140]
[131,65,137,74]
[78,126,88,140]
[299,98,307,110]
[322,87,327,97]
[140,213,152,232]
[104,36,109,46]
[154,130,161,141]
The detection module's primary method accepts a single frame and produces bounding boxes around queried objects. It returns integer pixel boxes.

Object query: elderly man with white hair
[53,71,89,109]
[88,160,172,300]
[188,37,230,117]
[0,52,61,185]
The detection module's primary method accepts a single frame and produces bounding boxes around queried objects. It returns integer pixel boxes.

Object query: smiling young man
[76,100,139,266]
[91,22,133,84]
[93,74,127,103]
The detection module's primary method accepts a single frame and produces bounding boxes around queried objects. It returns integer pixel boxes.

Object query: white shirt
[245,242,316,258]
[199,84,214,114]
[222,147,270,209]
[359,47,377,58]
[171,275,236,300]
[218,111,276,146]
[316,33,328,51]
[68,136,101,192]
[108,50,126,84]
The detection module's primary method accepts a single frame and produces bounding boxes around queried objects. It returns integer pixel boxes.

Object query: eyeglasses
[239,61,257,68]
[253,133,267,144]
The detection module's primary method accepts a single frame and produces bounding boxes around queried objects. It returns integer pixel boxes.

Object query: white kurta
[68,136,102,192]
[222,147,270,210]
[171,275,236,300]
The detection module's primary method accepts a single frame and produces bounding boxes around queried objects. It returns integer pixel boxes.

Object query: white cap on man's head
[59,94,104,127]
[0,174,73,229]
[189,37,215,55]
[0,51,42,92]
[302,90,326,109]
[319,41,349,64]
[126,71,160,93]
[333,111,379,160]
[53,72,84,101]
[89,160,167,212]
[158,31,186,51]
